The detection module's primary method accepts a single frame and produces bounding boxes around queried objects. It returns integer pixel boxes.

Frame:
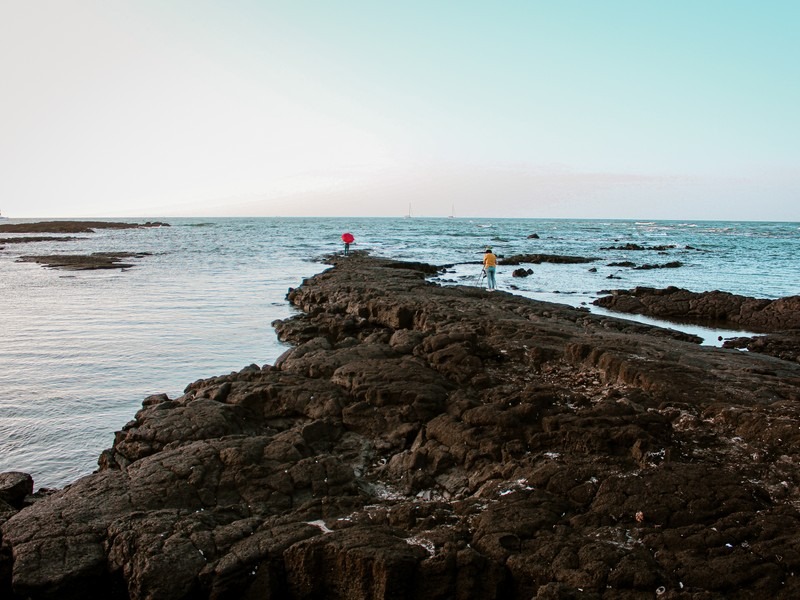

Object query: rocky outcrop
[594,286,800,332]
[17,252,152,270]
[0,473,33,521]
[600,243,678,251]
[723,332,800,363]
[3,255,800,599]
[0,221,169,234]
[0,236,77,244]
[634,261,683,270]
[1,221,164,270]
[500,254,597,266]
[607,261,683,270]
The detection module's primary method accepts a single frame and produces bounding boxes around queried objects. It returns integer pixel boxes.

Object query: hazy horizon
[1,1,797,221]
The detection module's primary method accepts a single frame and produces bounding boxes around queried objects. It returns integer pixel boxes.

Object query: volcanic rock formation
[2,256,800,599]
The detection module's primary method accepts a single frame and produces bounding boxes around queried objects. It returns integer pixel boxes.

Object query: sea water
[1,217,798,488]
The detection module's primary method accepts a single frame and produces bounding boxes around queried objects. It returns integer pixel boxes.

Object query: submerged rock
[2,255,800,599]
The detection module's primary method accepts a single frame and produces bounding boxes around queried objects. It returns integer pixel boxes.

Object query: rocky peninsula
[0,221,169,234]
[2,254,800,599]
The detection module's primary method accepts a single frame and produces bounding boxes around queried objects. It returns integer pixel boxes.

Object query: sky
[1,0,798,220]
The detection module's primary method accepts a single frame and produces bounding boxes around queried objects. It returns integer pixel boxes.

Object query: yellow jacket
[483,252,497,268]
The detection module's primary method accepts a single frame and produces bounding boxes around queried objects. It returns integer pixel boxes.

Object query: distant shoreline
[0,220,169,234]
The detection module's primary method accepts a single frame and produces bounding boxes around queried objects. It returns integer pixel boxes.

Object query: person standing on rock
[341,232,355,256]
[483,247,497,291]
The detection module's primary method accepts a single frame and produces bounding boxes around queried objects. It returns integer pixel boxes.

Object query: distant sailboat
[0,209,8,220]
[448,203,455,218]
[405,202,412,218]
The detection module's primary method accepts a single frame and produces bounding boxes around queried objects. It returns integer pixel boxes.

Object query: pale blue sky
[1,0,797,219]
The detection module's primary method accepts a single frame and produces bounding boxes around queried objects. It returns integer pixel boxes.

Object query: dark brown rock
[723,331,800,363]
[0,473,33,510]
[3,255,800,599]
[500,254,598,265]
[0,236,77,244]
[0,221,169,234]
[600,243,677,251]
[17,252,152,271]
[512,268,533,277]
[594,286,800,332]
[633,261,683,270]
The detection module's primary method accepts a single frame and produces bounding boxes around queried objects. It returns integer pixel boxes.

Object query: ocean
[1,217,798,489]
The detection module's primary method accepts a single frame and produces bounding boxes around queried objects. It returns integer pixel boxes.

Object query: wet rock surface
[594,286,800,332]
[500,254,598,265]
[17,252,153,270]
[723,332,800,364]
[633,261,683,270]
[600,243,678,252]
[0,236,78,244]
[3,255,800,599]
